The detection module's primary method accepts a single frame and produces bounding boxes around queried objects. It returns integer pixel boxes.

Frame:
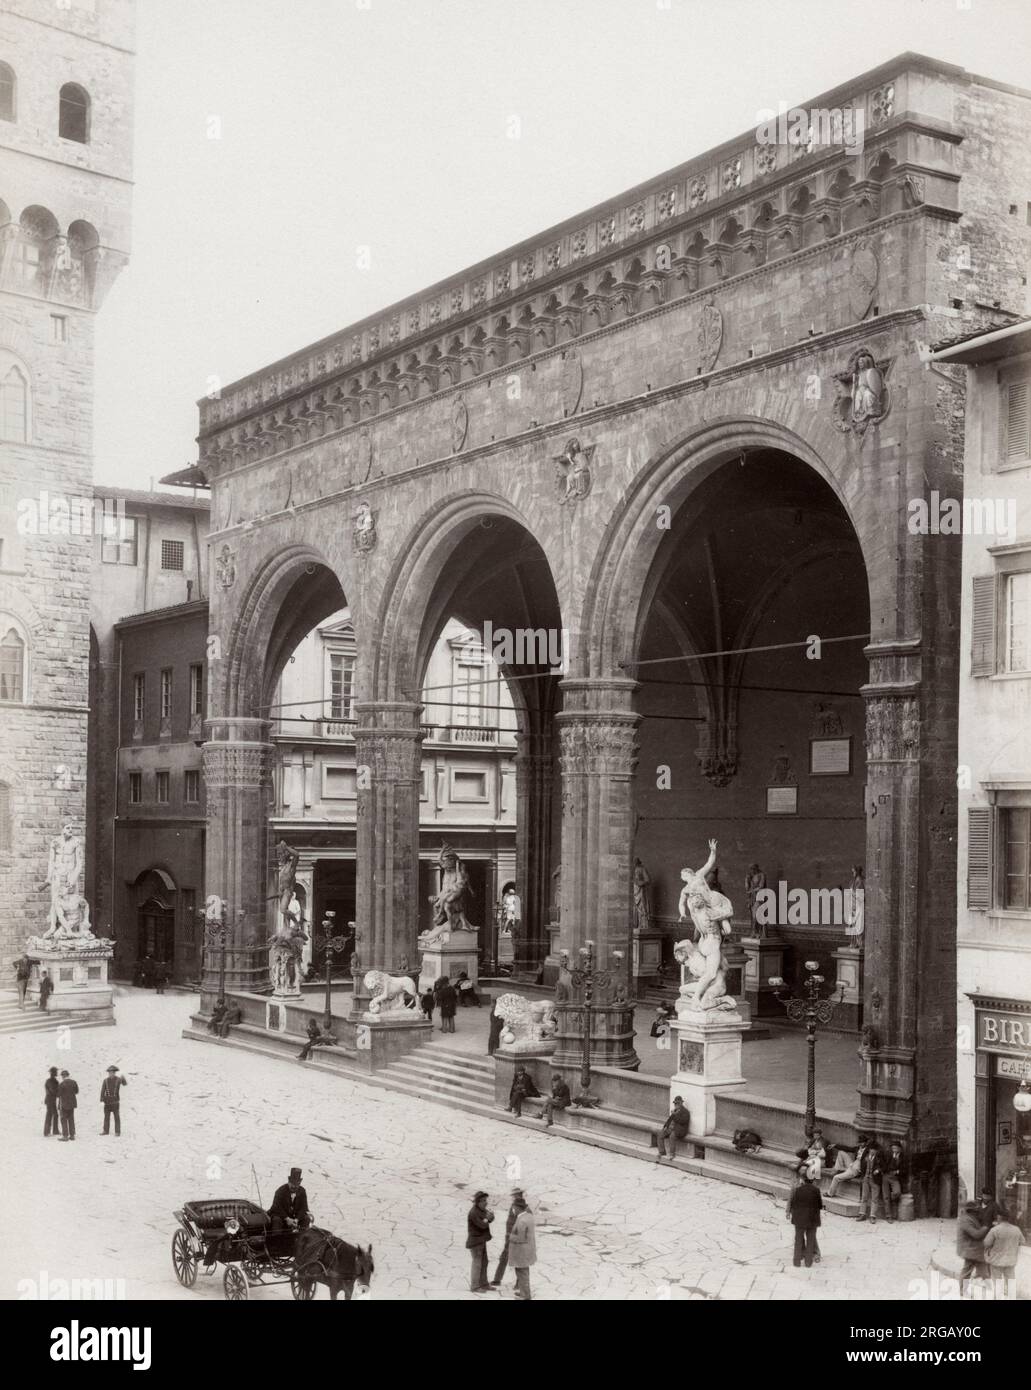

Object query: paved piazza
[2,989,950,1302]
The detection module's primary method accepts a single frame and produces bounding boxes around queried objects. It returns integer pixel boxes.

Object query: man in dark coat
[57,1069,78,1141]
[489,1188,526,1288]
[43,1066,59,1137]
[465,1191,494,1292]
[507,1065,540,1117]
[13,954,31,1009]
[437,979,458,1034]
[269,1168,312,1232]
[487,1005,504,1056]
[956,1200,990,1295]
[100,1065,127,1136]
[787,1170,823,1267]
[38,969,54,1012]
[656,1096,692,1161]
[542,1073,572,1127]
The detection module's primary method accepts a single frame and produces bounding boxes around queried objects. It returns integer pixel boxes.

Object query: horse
[292,1227,374,1301]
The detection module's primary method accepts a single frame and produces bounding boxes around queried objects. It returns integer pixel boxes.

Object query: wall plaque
[766,785,798,815]
[810,736,852,776]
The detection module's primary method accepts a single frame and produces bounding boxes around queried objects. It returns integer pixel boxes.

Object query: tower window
[0,625,25,702]
[0,62,15,122]
[59,83,90,144]
[0,365,28,442]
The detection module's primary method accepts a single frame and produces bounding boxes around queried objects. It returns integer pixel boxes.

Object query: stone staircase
[0,998,105,1037]
[379,1050,496,1109]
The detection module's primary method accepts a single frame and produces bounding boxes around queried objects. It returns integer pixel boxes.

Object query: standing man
[983,1208,1023,1299]
[541,1073,571,1128]
[855,1141,883,1223]
[57,1069,78,1141]
[489,1188,525,1288]
[268,1168,311,1232]
[38,969,54,1013]
[956,1200,990,1296]
[508,1192,537,1300]
[99,1065,127,1136]
[13,954,31,1009]
[465,1191,494,1293]
[43,1066,59,1137]
[656,1096,691,1162]
[437,977,457,1034]
[787,1170,823,1268]
[880,1141,907,1222]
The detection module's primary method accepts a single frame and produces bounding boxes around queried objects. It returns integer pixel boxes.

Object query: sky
[94,0,1031,490]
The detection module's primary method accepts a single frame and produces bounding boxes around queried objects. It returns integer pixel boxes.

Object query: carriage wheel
[290,1267,317,1301]
[171,1229,197,1288]
[223,1266,249,1301]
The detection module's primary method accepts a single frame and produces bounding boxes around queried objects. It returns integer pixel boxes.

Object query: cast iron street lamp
[319,911,349,1032]
[769,960,842,1140]
[569,941,623,1109]
[196,899,244,999]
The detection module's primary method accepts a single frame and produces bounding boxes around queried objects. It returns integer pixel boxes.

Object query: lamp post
[318,912,349,1032]
[569,941,622,1109]
[769,960,842,1140]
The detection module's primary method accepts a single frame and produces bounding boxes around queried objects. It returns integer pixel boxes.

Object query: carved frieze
[559,718,639,777]
[698,301,723,372]
[204,743,273,790]
[865,695,920,762]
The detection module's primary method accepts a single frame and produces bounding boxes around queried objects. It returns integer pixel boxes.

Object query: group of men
[506,1068,572,1126]
[822,1132,908,1221]
[466,1188,536,1299]
[42,1065,127,1139]
[955,1190,1023,1298]
[12,955,52,1011]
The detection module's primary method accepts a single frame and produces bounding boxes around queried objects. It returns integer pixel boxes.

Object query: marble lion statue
[364,970,418,1014]
[494,992,558,1044]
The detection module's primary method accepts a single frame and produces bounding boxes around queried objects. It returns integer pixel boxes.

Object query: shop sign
[977,1009,1031,1054]
[997,1056,1031,1080]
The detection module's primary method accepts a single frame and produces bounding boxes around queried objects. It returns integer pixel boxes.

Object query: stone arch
[222,543,349,719]
[372,491,564,704]
[583,416,866,678]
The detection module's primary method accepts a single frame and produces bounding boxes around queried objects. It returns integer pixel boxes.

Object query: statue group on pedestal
[28,823,104,952]
[419,842,476,947]
[674,839,737,1012]
[267,840,307,995]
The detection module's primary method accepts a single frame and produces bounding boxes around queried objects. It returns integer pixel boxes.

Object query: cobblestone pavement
[2,989,950,1302]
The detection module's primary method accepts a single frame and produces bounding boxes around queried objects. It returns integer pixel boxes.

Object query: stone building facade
[189,55,1031,1188]
[0,0,133,965]
[933,322,1031,1237]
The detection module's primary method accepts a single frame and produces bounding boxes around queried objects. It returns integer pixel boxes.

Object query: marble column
[513,728,554,973]
[353,701,423,1011]
[203,717,275,994]
[552,677,640,1070]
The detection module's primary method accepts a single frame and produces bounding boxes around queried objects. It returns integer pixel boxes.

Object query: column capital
[203,739,274,789]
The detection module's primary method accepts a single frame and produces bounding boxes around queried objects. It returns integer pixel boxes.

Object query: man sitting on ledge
[656,1096,691,1162]
[298,1017,337,1061]
[217,1002,242,1039]
[207,998,228,1035]
[542,1073,572,1128]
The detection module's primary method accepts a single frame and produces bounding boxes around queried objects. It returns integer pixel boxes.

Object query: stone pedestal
[552,1000,638,1070]
[631,927,663,987]
[418,930,479,993]
[541,923,565,989]
[27,942,115,1024]
[832,944,863,1031]
[742,935,785,1018]
[669,1005,750,1136]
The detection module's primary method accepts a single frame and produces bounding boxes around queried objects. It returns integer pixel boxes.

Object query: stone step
[0,1013,109,1035]
[382,1065,495,1104]
[390,1050,495,1085]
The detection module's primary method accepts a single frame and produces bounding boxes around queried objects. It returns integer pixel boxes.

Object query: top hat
[289,1167,303,1180]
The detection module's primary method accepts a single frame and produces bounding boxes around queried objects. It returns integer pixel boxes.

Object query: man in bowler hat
[57,1069,78,1140]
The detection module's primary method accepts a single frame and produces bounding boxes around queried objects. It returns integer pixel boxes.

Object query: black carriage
[171,1199,319,1301]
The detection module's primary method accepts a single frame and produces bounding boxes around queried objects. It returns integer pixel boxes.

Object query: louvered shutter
[1004,381,1030,462]
[967,807,992,910]
[971,574,997,676]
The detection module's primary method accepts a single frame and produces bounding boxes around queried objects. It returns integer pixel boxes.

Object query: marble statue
[45,823,84,934]
[501,885,521,938]
[420,842,474,946]
[274,840,300,920]
[632,858,652,932]
[846,865,865,941]
[745,863,768,938]
[494,992,558,1045]
[267,917,308,995]
[675,838,737,1011]
[551,866,562,922]
[364,970,418,1015]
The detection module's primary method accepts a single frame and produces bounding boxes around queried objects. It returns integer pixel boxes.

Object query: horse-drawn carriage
[171,1199,373,1300]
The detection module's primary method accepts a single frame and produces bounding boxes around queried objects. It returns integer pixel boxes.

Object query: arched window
[0,364,28,442]
[0,62,15,122]
[0,625,25,702]
[59,83,90,143]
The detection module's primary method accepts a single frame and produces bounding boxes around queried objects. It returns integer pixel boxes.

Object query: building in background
[935,321,1031,1246]
[271,613,517,975]
[0,0,134,966]
[88,484,209,937]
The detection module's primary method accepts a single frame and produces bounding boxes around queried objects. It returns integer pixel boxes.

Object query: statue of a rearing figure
[674,839,737,1012]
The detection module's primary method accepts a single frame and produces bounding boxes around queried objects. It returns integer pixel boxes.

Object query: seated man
[542,1073,572,1128]
[207,998,228,1035]
[268,1167,312,1233]
[456,971,481,1007]
[656,1095,691,1162]
[297,1017,337,1061]
[827,1133,874,1197]
[507,1065,540,1117]
[217,1002,242,1039]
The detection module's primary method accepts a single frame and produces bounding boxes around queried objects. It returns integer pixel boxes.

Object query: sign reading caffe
[977,1008,1031,1055]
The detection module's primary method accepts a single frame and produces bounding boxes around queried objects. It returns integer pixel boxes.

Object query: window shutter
[970,574,997,675]
[966,807,992,910]
[1004,381,1030,462]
